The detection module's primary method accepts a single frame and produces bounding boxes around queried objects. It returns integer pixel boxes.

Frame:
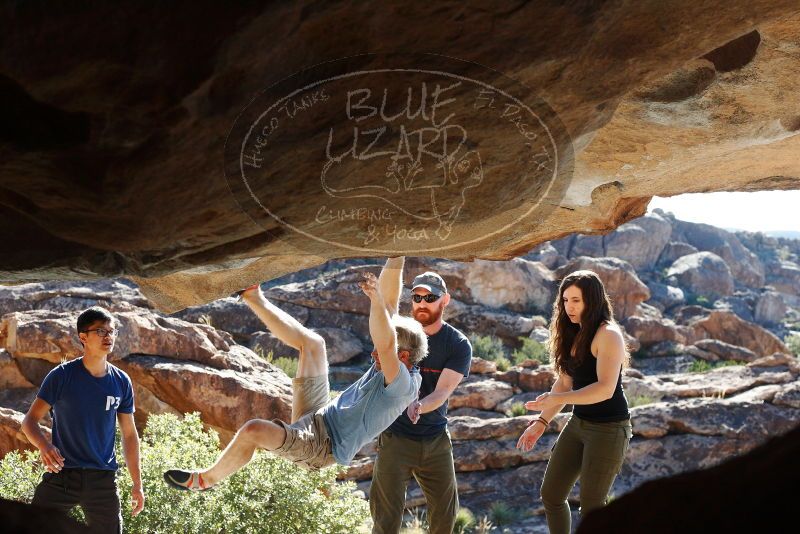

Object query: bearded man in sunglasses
[370,268,472,534]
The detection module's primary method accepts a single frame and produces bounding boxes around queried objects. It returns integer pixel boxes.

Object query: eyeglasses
[412,294,441,304]
[83,328,119,338]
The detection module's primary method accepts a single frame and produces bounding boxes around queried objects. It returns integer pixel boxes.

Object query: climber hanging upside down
[163,257,425,490]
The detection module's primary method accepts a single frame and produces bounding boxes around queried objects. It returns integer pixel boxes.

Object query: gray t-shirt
[321,363,421,465]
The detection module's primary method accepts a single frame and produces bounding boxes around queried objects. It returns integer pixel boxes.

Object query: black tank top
[567,346,630,422]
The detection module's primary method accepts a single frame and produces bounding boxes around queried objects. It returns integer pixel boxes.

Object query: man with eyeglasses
[370,267,472,534]
[21,306,143,533]
[163,258,426,491]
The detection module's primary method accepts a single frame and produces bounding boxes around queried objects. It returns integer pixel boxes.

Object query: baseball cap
[411,272,447,296]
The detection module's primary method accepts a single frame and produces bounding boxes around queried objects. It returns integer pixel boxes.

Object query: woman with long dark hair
[516,270,632,534]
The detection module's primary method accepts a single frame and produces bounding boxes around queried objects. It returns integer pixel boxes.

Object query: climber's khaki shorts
[273,375,336,470]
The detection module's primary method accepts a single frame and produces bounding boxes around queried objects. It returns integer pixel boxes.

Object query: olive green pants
[541,416,633,534]
[370,430,458,534]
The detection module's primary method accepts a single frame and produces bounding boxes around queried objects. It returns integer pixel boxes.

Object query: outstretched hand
[525,392,559,412]
[359,272,380,301]
[406,400,422,424]
[516,422,546,452]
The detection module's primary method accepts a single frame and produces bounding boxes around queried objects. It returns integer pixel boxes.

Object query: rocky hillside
[0,211,798,532]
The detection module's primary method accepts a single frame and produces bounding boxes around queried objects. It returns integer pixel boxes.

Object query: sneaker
[163,470,213,491]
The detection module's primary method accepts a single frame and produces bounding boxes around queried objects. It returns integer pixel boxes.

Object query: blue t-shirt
[322,363,420,465]
[388,321,472,438]
[37,357,134,470]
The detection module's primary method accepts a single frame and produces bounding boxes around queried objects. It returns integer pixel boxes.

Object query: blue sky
[648,190,800,233]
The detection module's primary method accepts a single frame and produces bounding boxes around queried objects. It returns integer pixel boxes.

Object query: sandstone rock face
[754,290,787,325]
[693,339,758,362]
[445,301,537,345]
[2,3,800,311]
[117,354,292,437]
[624,315,686,347]
[0,350,34,389]
[523,242,565,270]
[448,377,515,411]
[671,220,766,288]
[689,310,788,357]
[0,286,295,449]
[712,294,755,322]
[557,257,650,320]
[645,281,685,313]
[405,258,555,315]
[666,252,734,300]
[314,327,365,364]
[766,261,800,297]
[0,406,49,456]
[657,241,700,267]
[604,213,673,270]
[173,296,305,342]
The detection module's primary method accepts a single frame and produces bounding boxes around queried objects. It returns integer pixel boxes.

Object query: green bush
[0,449,43,503]
[627,394,659,408]
[469,334,506,362]
[255,347,299,378]
[494,356,511,372]
[784,333,800,357]
[512,337,550,365]
[488,500,520,526]
[453,507,476,533]
[0,413,368,533]
[269,356,299,378]
[506,402,527,417]
[687,294,711,308]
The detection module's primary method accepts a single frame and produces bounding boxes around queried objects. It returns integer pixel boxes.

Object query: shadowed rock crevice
[702,29,762,72]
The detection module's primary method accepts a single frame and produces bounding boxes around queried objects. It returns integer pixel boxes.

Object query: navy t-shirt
[37,357,134,470]
[388,321,472,439]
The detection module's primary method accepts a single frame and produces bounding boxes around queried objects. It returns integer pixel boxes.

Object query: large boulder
[645,281,685,313]
[445,300,538,345]
[666,252,734,300]
[523,242,566,270]
[765,260,800,297]
[625,363,795,400]
[117,353,292,439]
[753,290,787,326]
[689,310,788,357]
[0,405,49,456]
[693,339,758,362]
[314,327,365,364]
[1,3,800,314]
[264,264,382,315]
[712,294,754,322]
[656,241,700,267]
[0,307,260,372]
[557,257,650,320]
[0,280,151,318]
[407,257,556,315]
[624,315,686,347]
[448,377,515,411]
[671,220,765,288]
[0,350,34,389]
[604,212,673,270]
[172,296,309,342]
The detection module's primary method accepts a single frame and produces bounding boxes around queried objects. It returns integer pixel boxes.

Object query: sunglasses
[412,294,441,304]
[83,328,119,338]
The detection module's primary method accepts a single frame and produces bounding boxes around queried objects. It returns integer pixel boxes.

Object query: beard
[413,305,443,326]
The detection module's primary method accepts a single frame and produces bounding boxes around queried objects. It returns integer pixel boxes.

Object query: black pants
[32,468,121,534]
